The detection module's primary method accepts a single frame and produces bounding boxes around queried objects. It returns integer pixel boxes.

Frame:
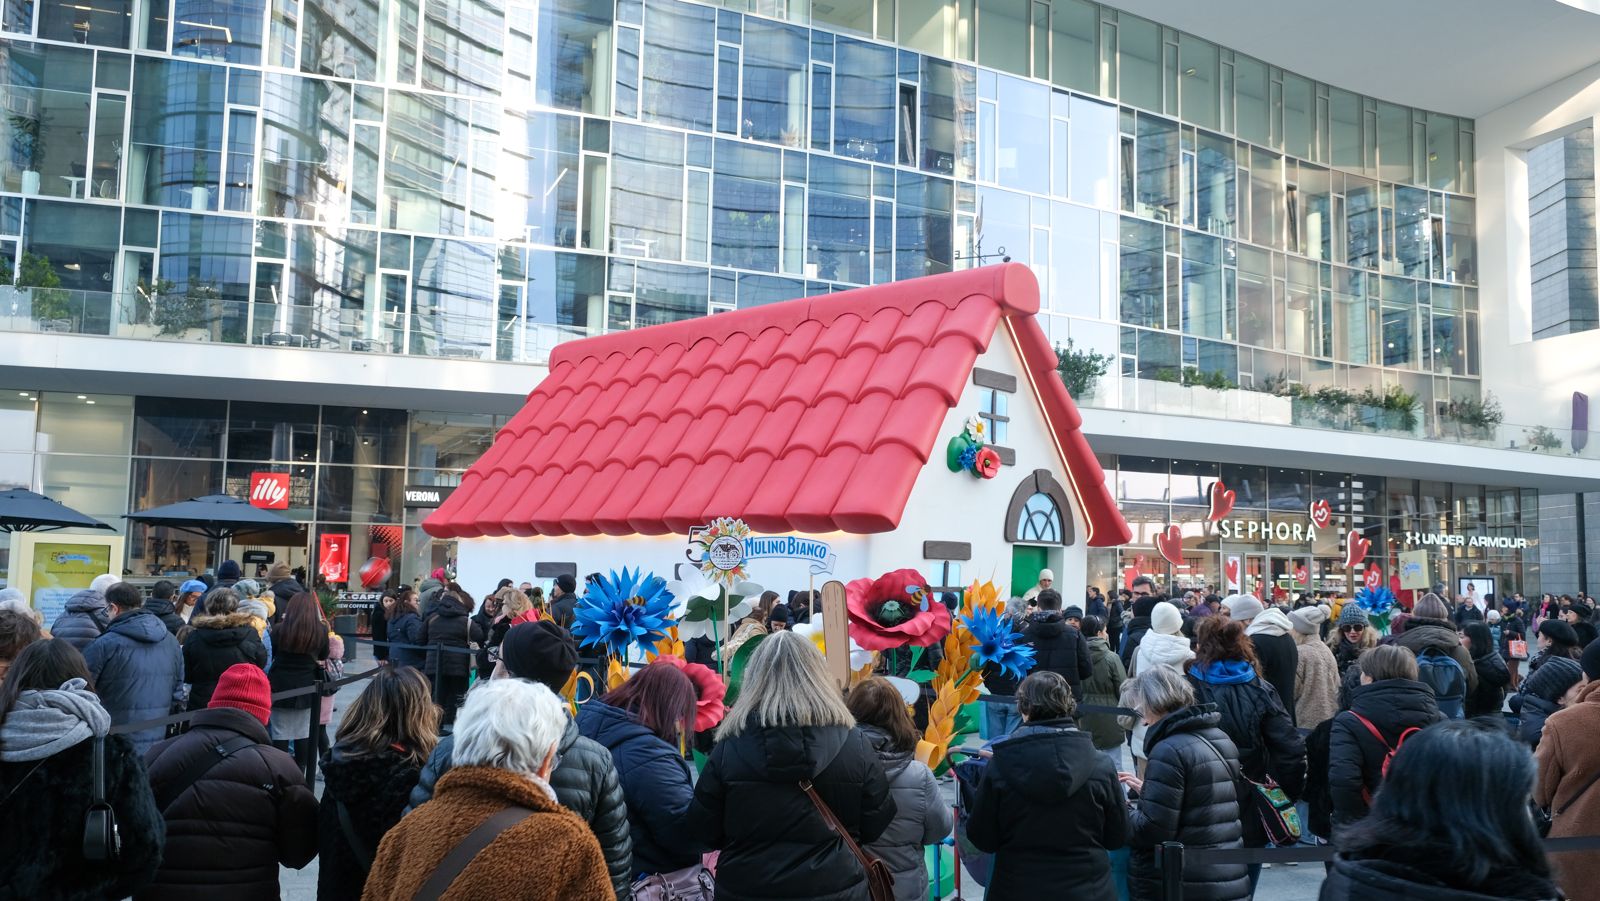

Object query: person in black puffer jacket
[419,590,484,726]
[1184,618,1305,856]
[386,591,425,669]
[688,631,895,901]
[1119,595,1159,670]
[968,671,1125,901]
[1121,666,1251,901]
[144,581,186,636]
[317,666,437,901]
[1012,590,1093,700]
[1327,646,1443,835]
[1461,622,1510,718]
[50,583,112,652]
[182,589,267,711]
[407,621,634,898]
[266,563,305,622]
[1226,596,1298,725]
[141,664,318,901]
[577,662,706,880]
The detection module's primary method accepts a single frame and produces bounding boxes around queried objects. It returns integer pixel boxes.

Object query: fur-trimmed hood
[190,612,258,631]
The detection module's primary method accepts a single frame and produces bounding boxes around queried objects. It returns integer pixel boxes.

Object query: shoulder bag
[631,864,716,901]
[1195,734,1302,846]
[82,735,121,862]
[798,779,895,901]
[1536,767,1600,837]
[412,806,533,901]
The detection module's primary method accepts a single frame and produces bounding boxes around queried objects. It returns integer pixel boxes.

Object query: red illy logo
[250,472,290,509]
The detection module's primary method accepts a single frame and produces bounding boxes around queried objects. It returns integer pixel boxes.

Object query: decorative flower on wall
[946,414,1003,480]
[845,569,953,651]
[571,567,677,659]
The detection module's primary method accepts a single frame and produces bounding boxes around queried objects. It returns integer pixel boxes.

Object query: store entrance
[1011,545,1050,599]
[1244,554,1267,599]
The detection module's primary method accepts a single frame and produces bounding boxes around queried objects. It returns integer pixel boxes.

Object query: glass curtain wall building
[0,0,1477,414]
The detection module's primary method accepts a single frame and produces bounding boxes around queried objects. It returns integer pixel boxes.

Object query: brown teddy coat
[1536,679,1600,901]
[361,765,614,901]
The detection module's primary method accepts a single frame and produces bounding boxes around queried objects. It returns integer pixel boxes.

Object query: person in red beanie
[140,663,318,901]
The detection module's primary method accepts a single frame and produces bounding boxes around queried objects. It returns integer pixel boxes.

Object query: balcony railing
[1078,376,1600,460]
[0,286,590,366]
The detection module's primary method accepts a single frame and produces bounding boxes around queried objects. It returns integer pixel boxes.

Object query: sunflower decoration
[570,567,677,661]
[845,569,953,652]
[1354,585,1398,635]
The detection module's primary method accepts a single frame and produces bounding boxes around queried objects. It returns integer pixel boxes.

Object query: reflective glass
[920,58,975,178]
[1117,14,1160,112]
[172,0,264,64]
[383,91,470,234]
[712,139,780,271]
[1135,114,1178,223]
[1236,245,1273,349]
[1069,95,1117,210]
[1049,0,1094,92]
[640,0,715,131]
[635,260,706,325]
[807,156,871,284]
[39,0,130,46]
[300,0,377,78]
[258,73,352,221]
[1177,36,1217,131]
[1445,196,1475,285]
[1119,216,1163,329]
[834,37,895,163]
[37,392,133,454]
[1195,132,1233,237]
[894,172,951,279]
[899,0,971,61]
[535,0,613,113]
[410,237,496,357]
[976,0,1026,77]
[134,397,225,457]
[1234,55,1269,147]
[995,75,1047,194]
[741,18,809,145]
[1181,230,1225,339]
[421,0,503,98]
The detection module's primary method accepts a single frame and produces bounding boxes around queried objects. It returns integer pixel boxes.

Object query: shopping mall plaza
[0,0,1597,606]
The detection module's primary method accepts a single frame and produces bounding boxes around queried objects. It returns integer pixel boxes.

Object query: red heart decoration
[1155,525,1184,566]
[1208,481,1236,521]
[1308,499,1332,529]
[1365,566,1384,591]
[1294,564,1309,585]
[1345,530,1371,569]
[1224,557,1240,587]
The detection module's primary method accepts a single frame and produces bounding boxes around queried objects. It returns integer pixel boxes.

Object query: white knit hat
[1151,601,1184,636]
[1038,569,1054,582]
[1223,594,1264,622]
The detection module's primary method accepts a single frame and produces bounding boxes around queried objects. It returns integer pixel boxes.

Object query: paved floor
[279,646,1327,900]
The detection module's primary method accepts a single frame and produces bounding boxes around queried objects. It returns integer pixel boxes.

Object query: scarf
[0,679,110,762]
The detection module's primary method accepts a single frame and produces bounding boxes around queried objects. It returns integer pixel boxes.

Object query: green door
[1010,545,1049,599]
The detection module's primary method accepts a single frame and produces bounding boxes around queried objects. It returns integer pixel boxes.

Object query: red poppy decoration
[845,568,953,651]
[657,656,727,732]
[974,447,1002,479]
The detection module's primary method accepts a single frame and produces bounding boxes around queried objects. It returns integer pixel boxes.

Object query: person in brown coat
[362,677,612,901]
[1535,642,1600,901]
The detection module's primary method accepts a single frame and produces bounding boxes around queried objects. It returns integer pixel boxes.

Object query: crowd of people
[0,567,1596,901]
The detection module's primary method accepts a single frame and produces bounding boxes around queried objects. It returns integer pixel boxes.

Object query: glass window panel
[741,18,808,145]
[255,74,352,221]
[1281,72,1313,160]
[133,397,225,457]
[320,407,406,468]
[1135,114,1179,223]
[634,260,705,325]
[1382,304,1414,368]
[640,0,715,131]
[315,463,403,522]
[1119,216,1164,328]
[40,0,131,46]
[3,0,32,33]
[38,455,127,541]
[384,91,472,234]
[976,0,1026,77]
[1196,131,1234,237]
[1445,195,1475,285]
[1234,55,1269,147]
[712,139,780,271]
[535,0,612,113]
[807,156,871,284]
[1117,455,1169,504]
[610,123,684,260]
[36,392,132,455]
[894,171,952,279]
[1048,201,1097,317]
[21,199,119,294]
[0,48,93,198]
[1069,95,1117,209]
[899,0,972,61]
[1330,87,1361,171]
[833,37,895,163]
[1249,146,1282,249]
[1236,245,1274,349]
[226,402,318,463]
[995,75,1047,193]
[1182,230,1224,339]
[1284,257,1316,355]
[1117,13,1160,112]
[0,397,35,455]
[1377,101,1411,184]
[510,111,580,248]
[920,58,975,178]
[1049,0,1094,92]
[1178,36,1218,131]
[420,0,502,98]
[1427,112,1459,192]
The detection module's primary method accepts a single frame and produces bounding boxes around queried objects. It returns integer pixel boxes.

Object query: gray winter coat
[84,608,185,755]
[50,589,110,651]
[860,725,952,901]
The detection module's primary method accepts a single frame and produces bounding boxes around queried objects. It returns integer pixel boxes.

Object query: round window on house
[1018,492,1063,543]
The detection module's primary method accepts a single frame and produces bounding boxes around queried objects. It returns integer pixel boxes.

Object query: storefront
[1089,456,1540,601]
[0,391,508,589]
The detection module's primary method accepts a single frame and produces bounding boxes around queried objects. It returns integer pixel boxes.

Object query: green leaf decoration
[723,632,767,708]
[907,668,938,684]
[945,435,975,472]
[683,595,716,622]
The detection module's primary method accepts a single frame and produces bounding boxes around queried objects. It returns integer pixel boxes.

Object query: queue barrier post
[1156,841,1183,901]
[432,641,445,708]
[304,699,319,785]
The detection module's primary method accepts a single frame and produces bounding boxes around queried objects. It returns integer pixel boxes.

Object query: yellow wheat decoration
[917,580,1002,772]
[646,626,685,662]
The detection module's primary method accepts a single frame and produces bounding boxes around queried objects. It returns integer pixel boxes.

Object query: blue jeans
[983,700,1021,740]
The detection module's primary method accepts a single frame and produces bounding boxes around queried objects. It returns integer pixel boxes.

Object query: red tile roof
[423,264,1130,546]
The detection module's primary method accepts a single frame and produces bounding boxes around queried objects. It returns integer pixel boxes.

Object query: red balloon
[358,556,391,589]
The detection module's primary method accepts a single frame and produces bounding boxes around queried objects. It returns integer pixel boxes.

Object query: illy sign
[249,472,290,509]
[403,484,455,508]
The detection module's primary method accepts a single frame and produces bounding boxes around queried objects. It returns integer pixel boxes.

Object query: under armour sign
[249,472,291,509]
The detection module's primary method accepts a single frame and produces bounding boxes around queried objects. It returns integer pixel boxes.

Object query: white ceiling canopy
[1105,0,1600,117]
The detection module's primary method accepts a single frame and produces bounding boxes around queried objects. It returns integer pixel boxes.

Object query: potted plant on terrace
[1438,392,1504,442]
[152,281,217,338]
[1055,339,1112,401]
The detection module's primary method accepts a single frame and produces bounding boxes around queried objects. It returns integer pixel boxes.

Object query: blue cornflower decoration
[961,607,1036,682]
[957,445,979,471]
[1355,585,1396,616]
[570,567,677,659]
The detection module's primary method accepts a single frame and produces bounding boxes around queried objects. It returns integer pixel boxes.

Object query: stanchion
[304,700,319,784]
[1156,841,1183,901]
[431,641,445,706]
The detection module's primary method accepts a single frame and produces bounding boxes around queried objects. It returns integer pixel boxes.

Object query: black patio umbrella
[0,488,115,532]
[124,494,296,540]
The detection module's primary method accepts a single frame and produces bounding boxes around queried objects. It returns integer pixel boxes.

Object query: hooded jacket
[1328,678,1444,832]
[420,593,484,680]
[1127,705,1251,901]
[1185,660,1305,846]
[269,576,305,613]
[363,766,613,901]
[143,596,187,636]
[857,725,950,901]
[577,699,704,877]
[0,681,165,901]
[50,589,109,651]
[1128,631,1195,759]
[316,744,421,901]
[1244,608,1300,724]
[1465,647,1511,718]
[182,612,268,711]
[1292,632,1341,729]
[1322,845,1562,901]
[1394,618,1479,694]
[139,707,317,901]
[1120,615,1153,670]
[686,722,895,901]
[1020,611,1094,698]
[1082,636,1130,750]
[84,608,184,756]
[386,610,425,669]
[968,719,1126,901]
[409,714,634,898]
[1536,679,1600,900]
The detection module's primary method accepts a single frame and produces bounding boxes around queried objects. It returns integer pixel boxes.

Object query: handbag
[82,736,121,862]
[630,864,716,901]
[1536,767,1600,838]
[798,779,895,901]
[1196,736,1302,846]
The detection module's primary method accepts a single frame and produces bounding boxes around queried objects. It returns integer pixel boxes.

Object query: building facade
[0,0,1596,597]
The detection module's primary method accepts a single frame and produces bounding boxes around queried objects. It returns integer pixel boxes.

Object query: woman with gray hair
[968,670,1126,900]
[363,678,613,900]
[182,586,267,711]
[1118,665,1250,901]
[688,629,895,901]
